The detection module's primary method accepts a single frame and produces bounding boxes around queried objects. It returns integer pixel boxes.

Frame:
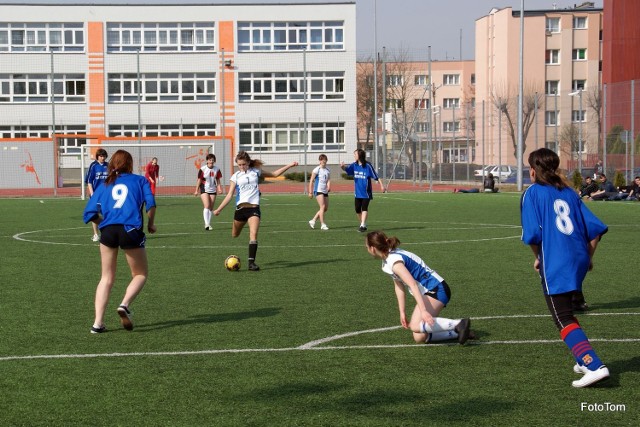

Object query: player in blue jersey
[85,148,109,242]
[83,150,156,334]
[214,151,298,271]
[365,230,472,345]
[341,149,385,232]
[308,154,331,230]
[521,148,609,388]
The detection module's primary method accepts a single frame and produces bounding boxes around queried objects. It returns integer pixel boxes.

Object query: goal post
[80,139,226,199]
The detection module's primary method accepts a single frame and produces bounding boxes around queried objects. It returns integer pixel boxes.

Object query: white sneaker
[573,363,589,375]
[572,365,609,388]
[205,225,212,231]
[91,234,99,242]
[308,220,316,229]
[320,224,329,230]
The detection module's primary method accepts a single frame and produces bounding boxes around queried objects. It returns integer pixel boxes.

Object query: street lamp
[569,89,583,175]
[432,105,441,181]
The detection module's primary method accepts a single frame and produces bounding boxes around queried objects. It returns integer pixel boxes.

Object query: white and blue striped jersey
[311,165,330,194]
[83,173,155,231]
[230,167,261,206]
[382,249,445,295]
[521,183,608,295]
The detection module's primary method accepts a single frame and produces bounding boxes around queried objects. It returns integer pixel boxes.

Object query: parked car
[474,165,514,182]
[502,167,531,184]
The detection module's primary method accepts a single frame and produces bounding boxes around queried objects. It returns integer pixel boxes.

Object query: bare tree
[491,82,543,162]
[559,123,581,160]
[584,86,602,155]
[356,57,381,151]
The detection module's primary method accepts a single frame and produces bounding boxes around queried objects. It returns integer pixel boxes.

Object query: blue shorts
[424,281,451,306]
[100,224,146,249]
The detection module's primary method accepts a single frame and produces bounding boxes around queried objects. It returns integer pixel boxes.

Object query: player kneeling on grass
[365,230,472,345]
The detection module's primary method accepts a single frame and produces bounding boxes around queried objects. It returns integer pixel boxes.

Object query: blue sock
[561,323,603,370]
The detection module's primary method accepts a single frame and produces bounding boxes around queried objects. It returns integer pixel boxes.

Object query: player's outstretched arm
[213,181,236,215]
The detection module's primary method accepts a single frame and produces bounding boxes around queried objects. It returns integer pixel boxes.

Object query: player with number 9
[83,149,157,335]
[521,148,609,388]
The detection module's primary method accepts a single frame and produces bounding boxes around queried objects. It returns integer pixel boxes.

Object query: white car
[474,165,514,182]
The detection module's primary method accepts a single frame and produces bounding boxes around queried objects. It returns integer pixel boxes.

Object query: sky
[12,0,603,59]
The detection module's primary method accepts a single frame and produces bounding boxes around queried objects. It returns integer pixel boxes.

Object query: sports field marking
[1,312,637,363]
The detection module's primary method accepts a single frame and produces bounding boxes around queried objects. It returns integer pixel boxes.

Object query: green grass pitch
[1,192,638,426]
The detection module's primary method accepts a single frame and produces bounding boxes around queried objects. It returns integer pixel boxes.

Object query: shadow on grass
[262,258,346,270]
[136,307,281,331]
[588,296,640,310]
[598,355,640,388]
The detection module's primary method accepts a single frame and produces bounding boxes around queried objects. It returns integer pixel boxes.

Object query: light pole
[569,89,583,175]
[433,105,441,181]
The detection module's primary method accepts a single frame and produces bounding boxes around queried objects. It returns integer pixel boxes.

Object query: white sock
[420,317,460,333]
[204,208,212,225]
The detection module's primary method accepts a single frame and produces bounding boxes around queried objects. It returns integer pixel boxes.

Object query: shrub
[571,169,583,189]
[284,172,307,182]
[613,170,626,188]
[341,173,354,180]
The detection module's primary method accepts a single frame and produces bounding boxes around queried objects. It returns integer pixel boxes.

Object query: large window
[238,71,343,101]
[107,73,215,102]
[0,23,84,52]
[415,122,430,133]
[239,122,344,152]
[108,124,216,137]
[107,23,215,52]
[545,80,559,95]
[573,16,587,29]
[0,73,85,103]
[443,98,460,109]
[414,98,429,109]
[387,99,403,109]
[546,17,560,33]
[237,21,344,51]
[545,111,558,126]
[443,121,460,132]
[414,75,429,86]
[546,49,560,64]
[386,75,403,86]
[572,79,586,91]
[443,74,460,85]
[572,110,586,122]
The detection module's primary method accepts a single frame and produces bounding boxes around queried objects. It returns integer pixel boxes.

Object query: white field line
[1,312,638,363]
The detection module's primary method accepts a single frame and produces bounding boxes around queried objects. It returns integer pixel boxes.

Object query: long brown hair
[366,230,401,255]
[105,149,134,185]
[236,150,264,169]
[528,148,568,190]
[355,148,367,166]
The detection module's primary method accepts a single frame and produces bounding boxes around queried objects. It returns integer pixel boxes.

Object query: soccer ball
[225,255,241,271]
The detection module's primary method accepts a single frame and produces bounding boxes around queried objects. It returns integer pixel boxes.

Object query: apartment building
[475,3,603,168]
[0,2,356,174]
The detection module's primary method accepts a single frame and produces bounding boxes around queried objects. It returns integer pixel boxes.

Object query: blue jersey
[382,249,445,295]
[86,160,108,191]
[521,183,608,295]
[344,162,379,199]
[83,173,156,231]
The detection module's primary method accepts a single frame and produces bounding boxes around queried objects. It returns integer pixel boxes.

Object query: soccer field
[1,193,638,426]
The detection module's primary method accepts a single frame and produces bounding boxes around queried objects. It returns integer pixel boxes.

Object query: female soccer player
[213,151,298,271]
[194,153,223,230]
[308,154,331,230]
[144,157,160,195]
[521,148,609,388]
[85,148,109,242]
[341,148,385,232]
[365,230,471,345]
[83,149,156,334]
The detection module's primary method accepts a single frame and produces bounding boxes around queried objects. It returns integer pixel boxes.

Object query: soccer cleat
[92,234,99,242]
[205,225,212,231]
[572,365,609,388]
[308,220,316,229]
[573,302,589,312]
[117,305,134,331]
[248,262,260,271]
[358,226,367,232]
[454,318,471,345]
[321,224,329,230]
[91,325,106,334]
[573,363,589,375]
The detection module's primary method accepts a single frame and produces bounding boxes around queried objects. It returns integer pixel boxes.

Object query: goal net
[81,139,225,199]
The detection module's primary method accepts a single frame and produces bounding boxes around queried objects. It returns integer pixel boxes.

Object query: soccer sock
[203,208,211,225]
[249,240,258,263]
[419,317,459,333]
[561,323,604,370]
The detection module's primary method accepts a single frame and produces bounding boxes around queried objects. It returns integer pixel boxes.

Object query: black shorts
[354,198,371,214]
[234,206,261,222]
[314,192,329,197]
[100,224,146,249]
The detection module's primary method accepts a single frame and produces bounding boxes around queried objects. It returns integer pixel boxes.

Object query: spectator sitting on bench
[579,176,599,199]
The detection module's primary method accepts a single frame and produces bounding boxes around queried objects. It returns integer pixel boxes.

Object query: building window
[239,122,344,152]
[443,74,460,85]
[108,123,216,137]
[238,71,343,101]
[573,16,587,29]
[443,121,460,132]
[415,122,430,133]
[443,98,460,109]
[545,80,559,95]
[572,48,587,61]
[0,23,84,52]
[572,80,586,91]
[470,73,475,85]
[572,110,586,122]
[107,73,216,102]
[107,23,215,52]
[545,111,558,126]
[237,21,344,52]
[545,17,560,33]
[0,74,85,103]
[546,49,560,64]
[387,75,403,86]
[387,99,403,109]
[414,75,429,86]
[414,98,429,109]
